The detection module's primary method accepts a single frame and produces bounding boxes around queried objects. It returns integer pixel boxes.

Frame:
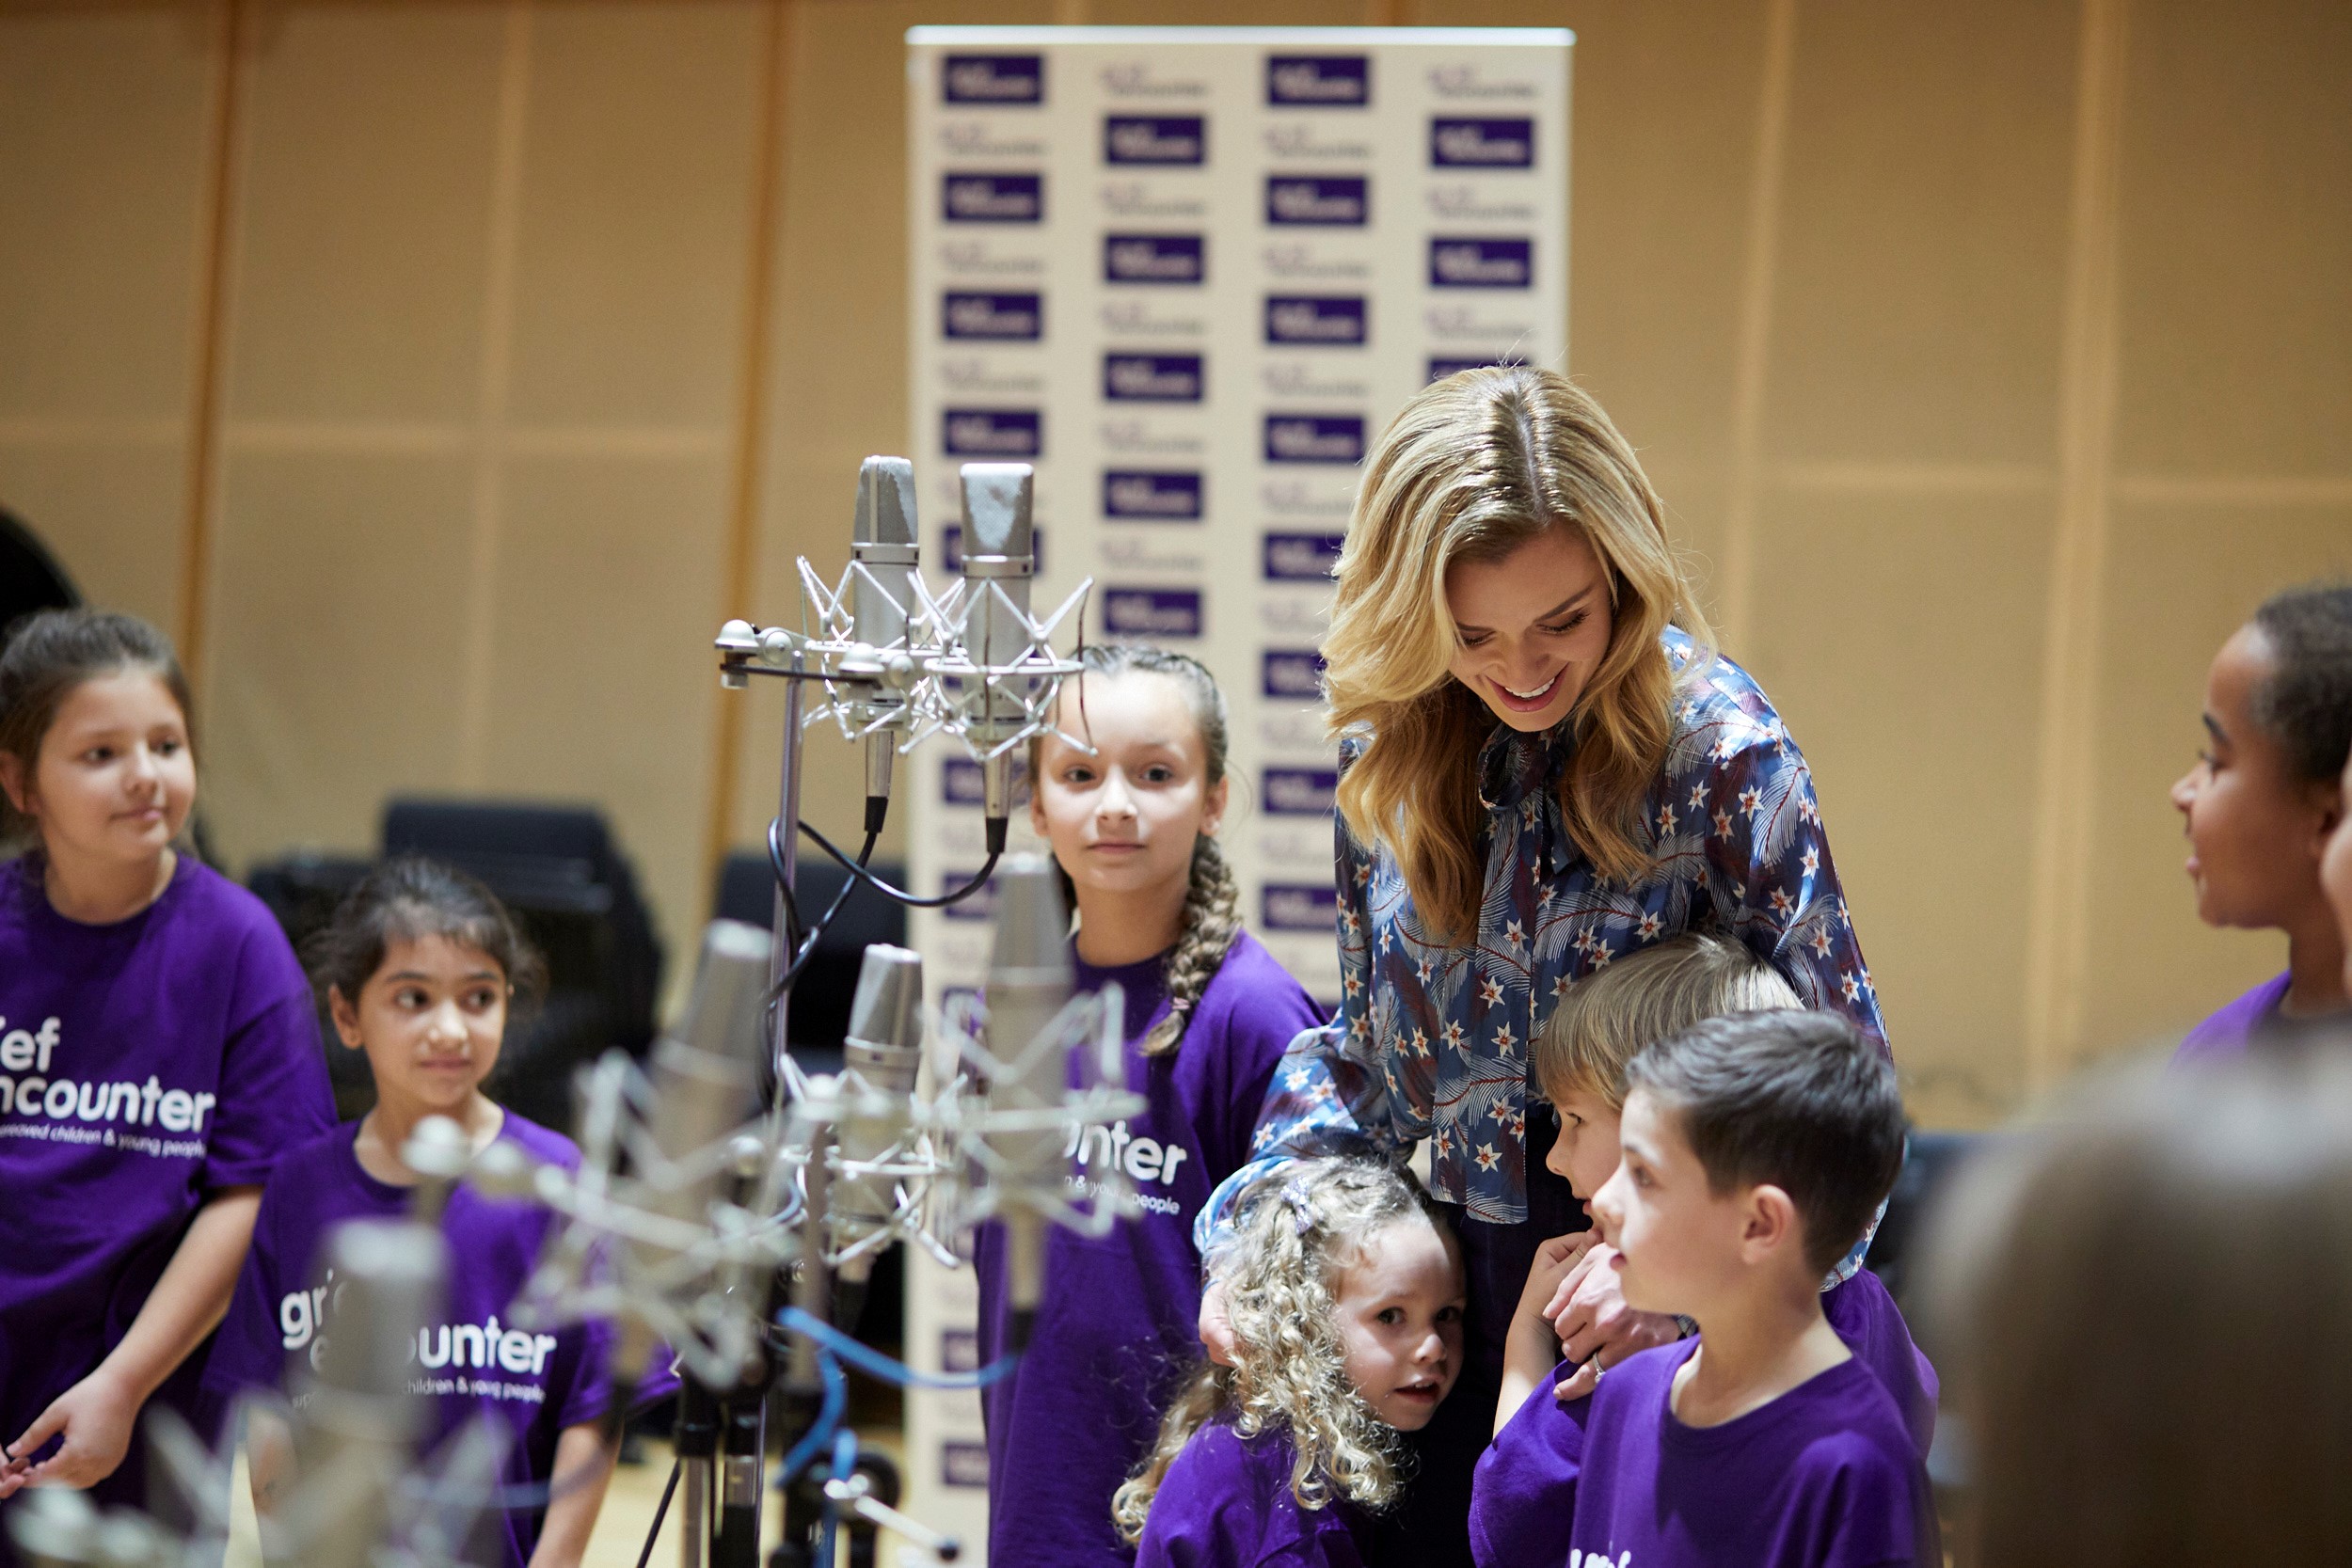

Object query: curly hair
[1111,1158,1447,1542]
[1030,641,1240,1057]
[2249,582,2352,784]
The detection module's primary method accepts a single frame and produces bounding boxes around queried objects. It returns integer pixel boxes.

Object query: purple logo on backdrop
[941,872,1001,922]
[1430,117,1536,167]
[1103,354,1203,402]
[1262,649,1327,699]
[1262,883,1339,932]
[1263,531,1344,580]
[1266,55,1370,106]
[941,172,1044,223]
[941,1329,981,1373]
[942,407,1041,457]
[941,1442,990,1487]
[943,55,1044,104]
[1264,176,1369,227]
[942,757,1026,806]
[1264,295,1367,345]
[1104,233,1205,284]
[1104,116,1207,166]
[1263,415,1365,465]
[1429,355,1510,382]
[1104,588,1203,638]
[941,292,1043,340]
[1429,237,1534,289]
[1263,768,1339,816]
[1103,469,1203,521]
[942,526,1043,574]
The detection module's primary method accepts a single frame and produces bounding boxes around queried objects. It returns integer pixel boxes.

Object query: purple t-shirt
[1136,1418,1370,1568]
[975,930,1318,1568]
[2173,973,2292,1065]
[204,1113,677,1568]
[1566,1338,1932,1568]
[0,852,334,1514]
[1470,1278,1938,1568]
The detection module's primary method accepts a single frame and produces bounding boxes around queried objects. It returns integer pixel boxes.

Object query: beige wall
[4,0,2346,1127]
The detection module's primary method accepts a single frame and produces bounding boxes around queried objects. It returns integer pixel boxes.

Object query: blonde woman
[1195,367,1891,1563]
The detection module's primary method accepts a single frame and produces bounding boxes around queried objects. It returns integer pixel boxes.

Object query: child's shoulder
[1152,1418,1364,1568]
[1191,931,1322,1038]
[492,1109,584,1173]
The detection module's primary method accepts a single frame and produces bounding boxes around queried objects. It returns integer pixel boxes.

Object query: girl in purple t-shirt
[204,858,668,1568]
[0,610,335,1524]
[2169,583,2352,1061]
[973,644,1324,1568]
[1114,1158,1466,1568]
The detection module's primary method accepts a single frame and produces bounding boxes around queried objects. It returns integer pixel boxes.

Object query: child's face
[1542,1082,1624,1206]
[1030,670,1226,909]
[2,672,193,868]
[1331,1216,1466,1432]
[2169,625,2335,931]
[330,935,508,1118]
[1590,1086,1759,1319]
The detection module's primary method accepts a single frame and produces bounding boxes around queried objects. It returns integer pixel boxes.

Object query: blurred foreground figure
[1922,1040,2352,1567]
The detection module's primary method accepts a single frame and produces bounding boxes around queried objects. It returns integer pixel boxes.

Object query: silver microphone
[299,1217,449,1568]
[831,943,925,1282]
[620,919,775,1396]
[850,456,920,808]
[958,462,1035,823]
[982,856,1072,1350]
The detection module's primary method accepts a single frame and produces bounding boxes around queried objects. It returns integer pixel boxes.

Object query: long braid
[1141,833,1242,1057]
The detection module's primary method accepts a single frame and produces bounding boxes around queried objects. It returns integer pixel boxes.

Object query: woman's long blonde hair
[1322,366,1713,943]
[1111,1158,1444,1541]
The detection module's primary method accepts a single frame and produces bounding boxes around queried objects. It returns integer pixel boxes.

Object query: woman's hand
[0,1368,140,1495]
[1544,1243,1682,1400]
[1197,1277,1237,1367]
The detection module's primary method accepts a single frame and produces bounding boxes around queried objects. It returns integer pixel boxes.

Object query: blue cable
[774,1349,848,1484]
[813,1427,861,1568]
[775,1307,1021,1388]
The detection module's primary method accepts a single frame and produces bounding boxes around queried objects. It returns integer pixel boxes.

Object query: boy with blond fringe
[1470,936,1936,1568]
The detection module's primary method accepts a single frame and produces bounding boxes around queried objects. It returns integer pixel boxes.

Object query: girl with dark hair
[0,610,334,1526]
[973,642,1325,1568]
[2169,582,2352,1058]
[203,857,673,1568]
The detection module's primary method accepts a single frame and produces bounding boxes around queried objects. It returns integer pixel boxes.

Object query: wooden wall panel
[0,3,214,627]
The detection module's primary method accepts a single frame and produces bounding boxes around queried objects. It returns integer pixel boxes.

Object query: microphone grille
[314,1218,449,1403]
[855,455,918,547]
[845,943,924,1052]
[681,918,776,1069]
[986,854,1069,981]
[959,463,1034,563]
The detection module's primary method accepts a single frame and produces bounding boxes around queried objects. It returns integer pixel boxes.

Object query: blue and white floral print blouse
[1199,628,1889,1238]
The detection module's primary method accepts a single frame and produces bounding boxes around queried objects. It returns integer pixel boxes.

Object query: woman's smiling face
[1443,526,1615,733]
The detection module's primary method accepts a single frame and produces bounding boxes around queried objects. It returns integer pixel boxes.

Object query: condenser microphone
[850,456,920,828]
[616,919,774,1404]
[958,463,1035,844]
[300,1217,449,1568]
[829,943,924,1329]
[982,856,1073,1351]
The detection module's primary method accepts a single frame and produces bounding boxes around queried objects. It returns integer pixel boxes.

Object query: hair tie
[1279,1177,1317,1235]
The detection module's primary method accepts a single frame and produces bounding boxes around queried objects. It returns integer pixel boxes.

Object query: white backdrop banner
[900,26,1570,1559]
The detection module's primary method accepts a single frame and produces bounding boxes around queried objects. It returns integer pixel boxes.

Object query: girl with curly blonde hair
[975,643,1325,1568]
[1119,1157,1464,1567]
[1198,366,1895,1561]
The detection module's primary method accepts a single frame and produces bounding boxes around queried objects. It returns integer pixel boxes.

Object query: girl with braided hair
[974,642,1325,1568]
[1116,1156,1465,1568]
